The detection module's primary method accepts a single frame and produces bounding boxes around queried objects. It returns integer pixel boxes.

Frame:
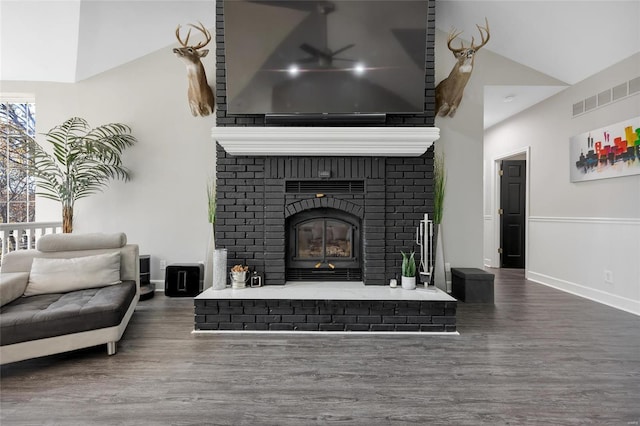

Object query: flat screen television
[224,0,429,117]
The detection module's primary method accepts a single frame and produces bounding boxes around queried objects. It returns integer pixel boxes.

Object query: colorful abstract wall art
[570,116,640,182]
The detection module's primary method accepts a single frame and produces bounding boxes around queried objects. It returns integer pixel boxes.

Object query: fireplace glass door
[297,219,353,260]
[287,208,361,280]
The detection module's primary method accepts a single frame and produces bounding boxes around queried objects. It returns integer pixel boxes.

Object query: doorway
[491,148,529,272]
[500,159,526,268]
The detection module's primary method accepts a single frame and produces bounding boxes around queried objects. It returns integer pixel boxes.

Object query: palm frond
[22,116,136,205]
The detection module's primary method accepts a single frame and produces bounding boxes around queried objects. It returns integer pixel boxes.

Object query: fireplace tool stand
[416,213,434,286]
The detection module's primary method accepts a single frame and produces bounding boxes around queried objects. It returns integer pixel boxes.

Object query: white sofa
[0,233,139,365]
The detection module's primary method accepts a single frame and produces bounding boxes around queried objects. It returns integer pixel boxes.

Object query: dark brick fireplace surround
[214,0,437,287]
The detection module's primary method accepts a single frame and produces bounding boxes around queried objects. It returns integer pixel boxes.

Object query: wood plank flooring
[2,269,639,425]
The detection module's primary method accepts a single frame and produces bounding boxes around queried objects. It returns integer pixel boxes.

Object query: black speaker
[165,263,203,297]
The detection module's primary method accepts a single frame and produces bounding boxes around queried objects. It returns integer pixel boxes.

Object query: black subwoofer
[164,263,203,297]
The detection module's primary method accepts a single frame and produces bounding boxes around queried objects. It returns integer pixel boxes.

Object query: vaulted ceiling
[1,1,639,127]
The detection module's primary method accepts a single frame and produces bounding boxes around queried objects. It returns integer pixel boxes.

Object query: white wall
[433,28,564,270]
[0,1,80,82]
[484,53,640,315]
[2,45,217,281]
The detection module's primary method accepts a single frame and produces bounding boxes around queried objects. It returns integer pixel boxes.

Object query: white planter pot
[434,224,447,292]
[401,276,416,290]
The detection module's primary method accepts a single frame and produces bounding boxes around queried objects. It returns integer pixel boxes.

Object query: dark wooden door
[500,160,526,269]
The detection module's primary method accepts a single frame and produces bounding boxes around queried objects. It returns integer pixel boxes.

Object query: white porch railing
[0,221,63,266]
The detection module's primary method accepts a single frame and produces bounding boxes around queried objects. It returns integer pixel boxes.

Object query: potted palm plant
[401,250,417,290]
[26,117,136,233]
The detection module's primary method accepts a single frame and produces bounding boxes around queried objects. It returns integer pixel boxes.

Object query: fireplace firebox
[286,208,361,281]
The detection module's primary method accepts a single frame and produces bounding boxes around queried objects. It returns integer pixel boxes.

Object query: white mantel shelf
[212,126,440,156]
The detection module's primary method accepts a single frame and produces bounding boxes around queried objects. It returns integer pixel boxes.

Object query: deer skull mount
[173,22,215,117]
[435,18,490,118]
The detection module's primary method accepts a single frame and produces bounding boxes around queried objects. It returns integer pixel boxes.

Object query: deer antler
[446,17,490,53]
[446,28,466,54]
[471,18,490,51]
[175,22,211,50]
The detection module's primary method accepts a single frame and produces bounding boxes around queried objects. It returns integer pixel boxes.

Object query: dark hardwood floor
[2,269,639,425]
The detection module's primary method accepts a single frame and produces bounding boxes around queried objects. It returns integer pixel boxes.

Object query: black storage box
[165,263,204,297]
[451,267,495,303]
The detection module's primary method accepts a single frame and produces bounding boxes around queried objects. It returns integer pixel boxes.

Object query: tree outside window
[0,102,36,224]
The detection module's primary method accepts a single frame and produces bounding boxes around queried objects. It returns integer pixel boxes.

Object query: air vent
[584,95,597,111]
[572,75,639,117]
[597,89,611,106]
[572,101,584,116]
[285,180,365,194]
[612,83,628,101]
[629,76,640,95]
[286,268,362,281]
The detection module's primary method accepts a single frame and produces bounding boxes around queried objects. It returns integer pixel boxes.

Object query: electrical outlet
[604,269,613,284]
[159,260,167,270]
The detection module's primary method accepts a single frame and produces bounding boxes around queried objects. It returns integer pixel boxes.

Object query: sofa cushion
[37,232,127,252]
[24,252,121,297]
[0,280,136,346]
[0,273,30,307]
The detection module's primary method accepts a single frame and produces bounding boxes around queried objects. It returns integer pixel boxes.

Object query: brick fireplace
[213,0,438,286]
[215,143,438,286]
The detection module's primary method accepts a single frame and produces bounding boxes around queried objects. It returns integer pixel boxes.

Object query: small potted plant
[401,251,417,290]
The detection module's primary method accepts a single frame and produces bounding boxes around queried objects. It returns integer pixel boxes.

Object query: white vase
[401,276,416,290]
[203,225,215,290]
[434,224,447,292]
[212,248,227,290]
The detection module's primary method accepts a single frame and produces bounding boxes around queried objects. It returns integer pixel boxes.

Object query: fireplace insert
[286,208,361,281]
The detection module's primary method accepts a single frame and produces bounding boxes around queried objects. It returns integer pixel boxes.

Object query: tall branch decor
[207,177,216,234]
[433,152,447,290]
[207,176,227,290]
[434,152,446,225]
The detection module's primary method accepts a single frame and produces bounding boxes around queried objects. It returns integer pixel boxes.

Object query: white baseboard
[528,270,640,316]
[151,280,163,291]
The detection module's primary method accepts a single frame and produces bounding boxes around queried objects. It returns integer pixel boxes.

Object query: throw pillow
[24,252,121,296]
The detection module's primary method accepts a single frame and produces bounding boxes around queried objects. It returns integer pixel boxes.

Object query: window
[0,101,36,224]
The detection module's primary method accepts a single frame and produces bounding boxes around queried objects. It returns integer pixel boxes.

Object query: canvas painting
[570,116,640,182]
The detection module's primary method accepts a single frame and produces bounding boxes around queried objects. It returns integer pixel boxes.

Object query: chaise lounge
[0,233,139,365]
